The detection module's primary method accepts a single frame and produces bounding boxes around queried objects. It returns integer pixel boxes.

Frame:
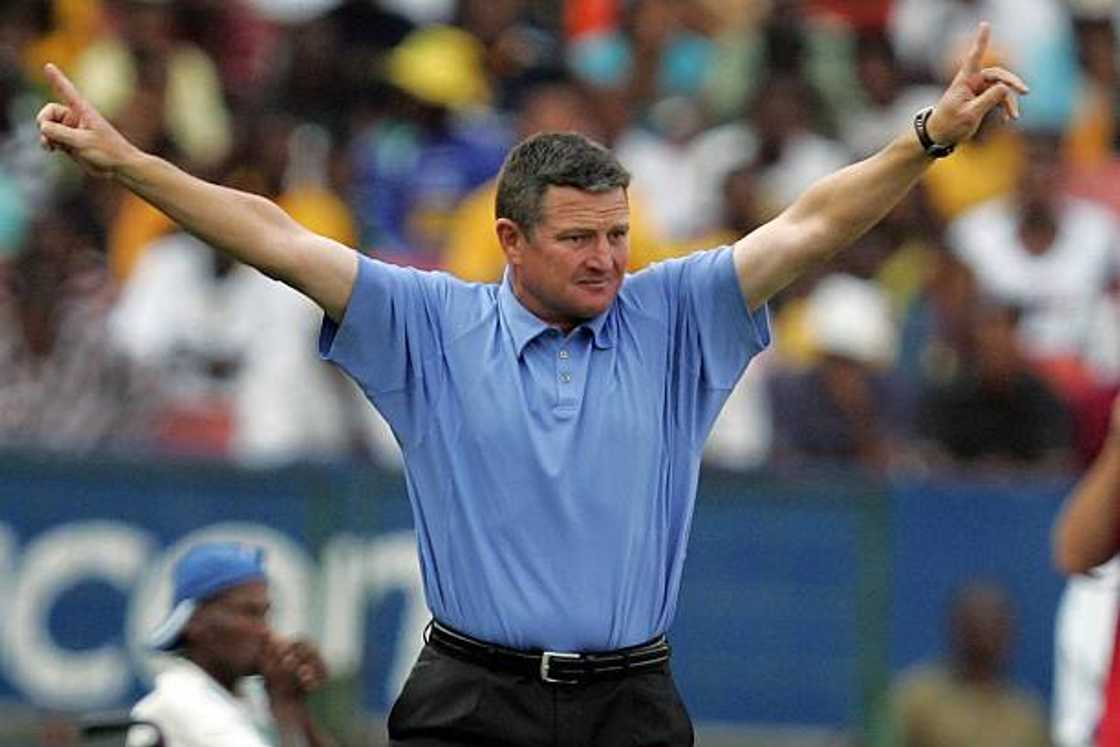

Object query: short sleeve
[318,255,452,444]
[631,246,770,391]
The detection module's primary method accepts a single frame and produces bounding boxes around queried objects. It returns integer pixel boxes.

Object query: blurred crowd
[1,0,1118,476]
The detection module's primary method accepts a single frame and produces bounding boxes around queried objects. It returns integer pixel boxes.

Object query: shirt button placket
[556,348,576,412]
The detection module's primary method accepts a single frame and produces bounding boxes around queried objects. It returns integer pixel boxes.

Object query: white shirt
[109,233,401,467]
[1053,561,1120,747]
[128,658,276,747]
[947,196,1120,371]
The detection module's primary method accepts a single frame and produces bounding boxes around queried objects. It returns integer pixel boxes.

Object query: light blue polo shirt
[320,246,770,651]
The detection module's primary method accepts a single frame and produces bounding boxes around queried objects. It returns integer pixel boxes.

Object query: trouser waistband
[426,620,671,685]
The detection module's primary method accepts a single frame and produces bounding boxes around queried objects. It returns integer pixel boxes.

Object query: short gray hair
[495,132,630,235]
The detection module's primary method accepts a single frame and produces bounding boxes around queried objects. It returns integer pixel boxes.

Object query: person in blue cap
[130,541,332,747]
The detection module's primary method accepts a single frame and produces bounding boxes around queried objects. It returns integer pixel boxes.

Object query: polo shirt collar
[498,270,614,356]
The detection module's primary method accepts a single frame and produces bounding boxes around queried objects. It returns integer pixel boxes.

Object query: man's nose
[587,234,611,267]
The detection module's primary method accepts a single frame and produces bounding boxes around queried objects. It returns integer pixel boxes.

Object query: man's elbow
[1053,544,1086,576]
[1053,531,1111,576]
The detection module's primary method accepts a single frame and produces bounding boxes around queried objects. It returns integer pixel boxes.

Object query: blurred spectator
[108,230,396,465]
[107,117,397,466]
[1065,8,1118,169]
[744,72,850,212]
[13,0,97,82]
[348,24,508,267]
[877,580,1049,747]
[610,93,713,242]
[567,0,716,121]
[443,70,662,281]
[670,162,768,255]
[769,181,945,380]
[917,302,1074,472]
[895,249,979,400]
[701,0,860,129]
[635,59,850,246]
[888,0,1071,86]
[1064,4,1120,217]
[700,164,774,470]
[769,274,902,473]
[841,33,942,159]
[0,200,155,452]
[73,0,233,169]
[946,130,1120,414]
[271,1,413,135]
[171,0,281,107]
[1,21,56,215]
[456,0,560,109]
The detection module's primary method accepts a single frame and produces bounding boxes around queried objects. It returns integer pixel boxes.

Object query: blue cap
[148,542,267,651]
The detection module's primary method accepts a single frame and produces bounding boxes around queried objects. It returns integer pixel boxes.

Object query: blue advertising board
[0,453,1068,730]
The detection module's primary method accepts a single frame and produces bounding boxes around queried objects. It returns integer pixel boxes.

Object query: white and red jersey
[1053,559,1120,747]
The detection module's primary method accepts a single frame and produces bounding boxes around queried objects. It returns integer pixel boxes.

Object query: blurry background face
[516,80,602,141]
[1017,133,1063,207]
[459,0,523,43]
[188,581,272,681]
[856,36,899,107]
[752,75,814,146]
[951,584,1014,675]
[116,0,175,55]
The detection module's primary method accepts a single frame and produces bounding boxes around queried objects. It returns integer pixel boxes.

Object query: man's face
[187,581,271,681]
[502,186,630,330]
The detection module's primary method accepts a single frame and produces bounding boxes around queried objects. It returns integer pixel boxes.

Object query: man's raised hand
[926,22,1030,147]
[36,63,139,178]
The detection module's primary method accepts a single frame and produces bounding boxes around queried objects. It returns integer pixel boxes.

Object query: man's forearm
[114,151,304,283]
[734,129,932,306]
[1053,436,1120,574]
[788,131,930,258]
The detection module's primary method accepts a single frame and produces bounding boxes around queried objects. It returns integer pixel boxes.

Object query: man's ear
[496,218,526,266]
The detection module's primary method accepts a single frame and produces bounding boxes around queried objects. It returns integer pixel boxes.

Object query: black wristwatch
[913,106,955,158]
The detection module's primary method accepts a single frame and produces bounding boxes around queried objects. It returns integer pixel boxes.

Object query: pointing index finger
[963,21,992,74]
[43,63,87,112]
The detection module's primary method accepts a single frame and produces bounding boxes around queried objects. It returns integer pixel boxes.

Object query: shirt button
[559,350,570,360]
[559,373,572,384]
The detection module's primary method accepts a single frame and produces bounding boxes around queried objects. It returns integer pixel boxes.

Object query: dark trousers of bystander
[388,642,694,746]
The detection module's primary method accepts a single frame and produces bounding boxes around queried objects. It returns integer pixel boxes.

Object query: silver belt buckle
[540,650,580,684]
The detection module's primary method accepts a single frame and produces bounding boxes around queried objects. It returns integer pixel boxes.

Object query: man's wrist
[112,147,152,184]
[913,107,955,158]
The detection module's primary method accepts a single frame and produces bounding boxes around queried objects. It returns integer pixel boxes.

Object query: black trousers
[388,642,694,746]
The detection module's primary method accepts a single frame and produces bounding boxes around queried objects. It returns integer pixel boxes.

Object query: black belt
[426,620,671,685]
